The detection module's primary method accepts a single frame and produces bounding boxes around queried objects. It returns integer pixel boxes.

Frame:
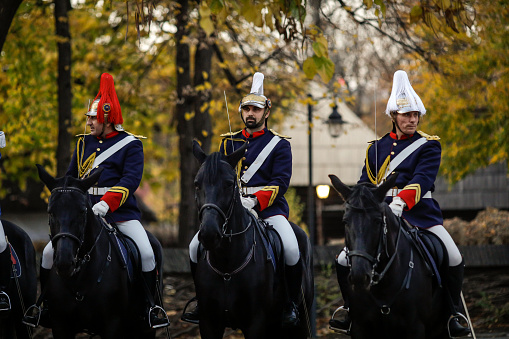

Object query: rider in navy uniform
[24,73,169,329]
[330,70,471,337]
[182,73,302,327]
[0,131,11,312]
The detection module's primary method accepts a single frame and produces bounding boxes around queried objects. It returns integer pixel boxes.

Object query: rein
[346,202,416,314]
[198,177,253,239]
[346,204,408,286]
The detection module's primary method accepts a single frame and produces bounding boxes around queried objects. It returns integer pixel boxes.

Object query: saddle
[402,220,447,287]
[254,216,283,272]
[103,220,137,282]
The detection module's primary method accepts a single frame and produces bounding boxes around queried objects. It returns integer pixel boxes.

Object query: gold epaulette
[220,130,243,138]
[367,134,386,144]
[417,130,440,140]
[269,129,291,139]
[125,131,147,139]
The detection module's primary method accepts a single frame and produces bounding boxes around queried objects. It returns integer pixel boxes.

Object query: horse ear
[329,174,352,202]
[193,140,207,164]
[225,142,247,169]
[78,168,104,191]
[374,172,399,202]
[36,164,58,191]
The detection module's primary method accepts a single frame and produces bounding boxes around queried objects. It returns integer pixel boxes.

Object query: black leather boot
[0,246,11,312]
[181,261,199,324]
[23,266,51,328]
[446,261,471,337]
[329,261,352,333]
[142,269,170,329]
[282,259,302,328]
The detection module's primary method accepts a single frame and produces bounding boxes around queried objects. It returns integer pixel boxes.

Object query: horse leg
[199,320,225,339]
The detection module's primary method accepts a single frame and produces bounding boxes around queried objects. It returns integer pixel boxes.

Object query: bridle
[49,187,88,251]
[345,203,404,286]
[197,163,253,239]
[48,185,105,275]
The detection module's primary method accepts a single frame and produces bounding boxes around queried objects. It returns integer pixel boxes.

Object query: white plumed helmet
[385,70,426,116]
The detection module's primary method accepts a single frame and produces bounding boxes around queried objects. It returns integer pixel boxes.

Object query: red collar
[242,129,266,139]
[96,131,119,140]
[390,131,414,140]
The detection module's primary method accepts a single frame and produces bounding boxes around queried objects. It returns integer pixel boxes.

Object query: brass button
[242,157,246,160]
[244,166,248,169]
[393,142,397,146]
[96,148,101,152]
[391,151,395,155]
[99,140,103,144]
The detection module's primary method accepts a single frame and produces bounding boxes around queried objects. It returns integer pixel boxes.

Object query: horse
[0,219,37,339]
[192,140,314,339]
[329,173,449,339]
[35,164,164,339]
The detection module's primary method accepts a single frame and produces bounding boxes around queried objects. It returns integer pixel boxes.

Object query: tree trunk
[176,0,198,247]
[54,0,72,177]
[0,0,23,53]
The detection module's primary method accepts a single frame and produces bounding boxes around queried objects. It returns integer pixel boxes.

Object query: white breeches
[189,214,300,266]
[336,224,462,267]
[0,221,6,253]
[42,220,156,272]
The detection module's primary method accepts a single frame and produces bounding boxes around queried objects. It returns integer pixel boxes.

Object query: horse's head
[193,140,247,251]
[329,173,399,291]
[37,164,103,278]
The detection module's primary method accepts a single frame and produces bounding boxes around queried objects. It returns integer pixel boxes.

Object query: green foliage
[413,1,509,182]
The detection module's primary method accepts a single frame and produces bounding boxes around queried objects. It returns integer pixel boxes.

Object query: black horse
[0,219,37,339]
[192,140,313,339]
[329,174,449,339]
[35,165,164,338]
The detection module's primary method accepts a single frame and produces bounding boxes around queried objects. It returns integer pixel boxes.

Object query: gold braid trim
[108,186,130,206]
[77,137,96,179]
[365,144,391,185]
[261,186,280,207]
[402,184,421,205]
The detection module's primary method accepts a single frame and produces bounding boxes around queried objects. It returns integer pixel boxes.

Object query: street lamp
[316,185,330,246]
[306,94,346,337]
[326,103,347,138]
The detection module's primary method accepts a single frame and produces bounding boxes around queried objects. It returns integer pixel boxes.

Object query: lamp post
[316,184,330,246]
[307,94,346,337]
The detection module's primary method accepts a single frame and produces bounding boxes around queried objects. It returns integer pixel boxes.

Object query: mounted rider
[182,72,303,327]
[330,70,471,337]
[0,131,11,312]
[23,73,169,329]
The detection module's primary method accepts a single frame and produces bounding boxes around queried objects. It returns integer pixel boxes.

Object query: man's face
[86,115,104,137]
[394,111,419,136]
[241,105,267,130]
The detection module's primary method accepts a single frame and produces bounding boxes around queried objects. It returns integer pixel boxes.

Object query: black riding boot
[181,260,199,324]
[446,261,471,337]
[0,246,12,311]
[282,259,302,328]
[23,266,51,328]
[329,261,352,333]
[142,269,170,329]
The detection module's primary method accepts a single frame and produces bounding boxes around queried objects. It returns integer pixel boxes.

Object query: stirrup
[181,297,199,324]
[22,305,42,328]
[148,305,170,329]
[447,313,471,338]
[0,292,10,311]
[329,306,351,335]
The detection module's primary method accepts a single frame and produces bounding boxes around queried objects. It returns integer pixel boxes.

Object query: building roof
[281,96,376,186]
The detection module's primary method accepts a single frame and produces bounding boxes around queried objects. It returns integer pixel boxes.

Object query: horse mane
[348,182,379,210]
[202,152,229,184]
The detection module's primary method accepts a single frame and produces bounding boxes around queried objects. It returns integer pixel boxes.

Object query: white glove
[0,131,5,148]
[92,200,110,217]
[389,196,406,217]
[241,196,258,211]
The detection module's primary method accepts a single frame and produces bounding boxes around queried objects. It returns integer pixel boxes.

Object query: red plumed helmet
[88,73,123,128]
